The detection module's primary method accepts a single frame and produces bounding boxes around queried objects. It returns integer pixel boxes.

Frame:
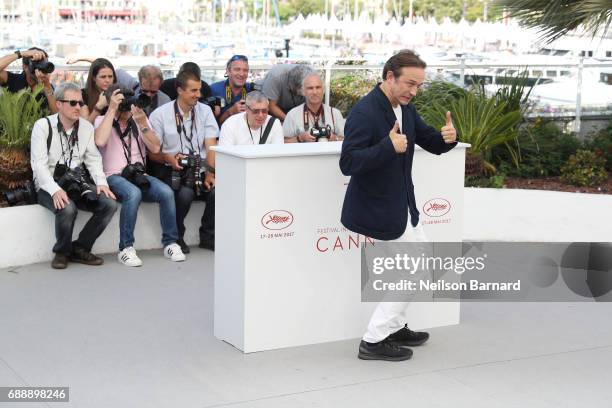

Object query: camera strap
[113,118,145,165]
[225,79,248,104]
[173,100,198,155]
[302,104,336,134]
[57,118,79,168]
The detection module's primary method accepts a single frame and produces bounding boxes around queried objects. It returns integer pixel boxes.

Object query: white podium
[213,142,468,353]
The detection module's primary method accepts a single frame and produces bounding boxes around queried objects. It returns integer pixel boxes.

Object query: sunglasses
[59,99,85,107]
[229,54,248,62]
[247,106,268,115]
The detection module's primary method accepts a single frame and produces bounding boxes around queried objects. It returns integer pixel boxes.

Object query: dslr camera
[121,162,150,192]
[25,57,54,75]
[3,180,37,207]
[106,86,152,112]
[169,154,204,196]
[203,96,225,110]
[310,124,332,142]
[53,164,98,203]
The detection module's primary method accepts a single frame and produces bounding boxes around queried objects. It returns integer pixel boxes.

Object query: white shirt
[30,114,108,196]
[218,112,284,146]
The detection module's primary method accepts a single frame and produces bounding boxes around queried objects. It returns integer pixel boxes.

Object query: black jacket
[340,84,457,240]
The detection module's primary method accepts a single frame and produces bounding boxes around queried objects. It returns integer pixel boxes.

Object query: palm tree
[493,0,612,43]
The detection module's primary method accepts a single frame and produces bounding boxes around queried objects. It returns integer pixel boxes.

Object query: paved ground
[1,249,611,408]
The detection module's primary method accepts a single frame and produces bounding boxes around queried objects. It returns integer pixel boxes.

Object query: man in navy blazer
[340,50,458,361]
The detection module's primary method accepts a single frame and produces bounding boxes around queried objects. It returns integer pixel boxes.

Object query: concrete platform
[1,248,612,408]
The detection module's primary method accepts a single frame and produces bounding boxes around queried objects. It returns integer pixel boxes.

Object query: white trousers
[362,220,429,343]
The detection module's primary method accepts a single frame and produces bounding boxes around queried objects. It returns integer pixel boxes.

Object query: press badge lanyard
[245,116,262,145]
[303,104,335,132]
[57,120,79,167]
[112,119,145,165]
[173,100,200,156]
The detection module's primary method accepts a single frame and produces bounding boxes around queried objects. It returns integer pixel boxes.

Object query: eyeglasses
[229,55,248,63]
[247,106,268,115]
[59,99,85,107]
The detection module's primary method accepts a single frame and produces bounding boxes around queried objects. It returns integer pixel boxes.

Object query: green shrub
[560,149,608,187]
[493,120,582,177]
[329,71,377,117]
[412,80,466,125]
[465,174,506,188]
[584,121,612,171]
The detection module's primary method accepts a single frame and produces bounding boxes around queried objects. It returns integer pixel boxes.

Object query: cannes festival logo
[423,198,451,217]
[261,210,294,230]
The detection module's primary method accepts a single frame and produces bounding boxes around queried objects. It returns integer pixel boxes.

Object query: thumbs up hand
[441,111,457,144]
[389,121,408,153]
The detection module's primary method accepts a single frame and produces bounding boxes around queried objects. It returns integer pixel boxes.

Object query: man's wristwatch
[14,50,22,59]
[140,126,150,133]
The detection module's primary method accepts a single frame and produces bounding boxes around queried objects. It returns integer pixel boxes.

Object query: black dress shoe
[358,339,413,361]
[386,324,430,347]
[51,253,69,269]
[70,247,103,266]
[177,239,190,254]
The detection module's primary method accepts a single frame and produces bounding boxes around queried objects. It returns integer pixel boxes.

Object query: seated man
[210,55,256,125]
[283,72,345,143]
[94,85,186,266]
[149,70,219,253]
[260,63,315,121]
[218,91,284,146]
[30,82,117,269]
[0,47,58,113]
[134,65,171,117]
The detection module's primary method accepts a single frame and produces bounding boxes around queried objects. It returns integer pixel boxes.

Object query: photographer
[218,91,283,146]
[283,72,345,143]
[94,85,186,267]
[210,55,256,125]
[260,63,315,121]
[80,58,117,124]
[0,47,58,114]
[31,82,117,269]
[134,65,171,117]
[149,70,219,253]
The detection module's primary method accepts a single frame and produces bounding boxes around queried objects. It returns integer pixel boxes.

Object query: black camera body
[106,87,152,112]
[170,154,204,196]
[121,162,150,192]
[310,124,332,140]
[26,58,54,75]
[53,164,98,203]
[203,96,225,110]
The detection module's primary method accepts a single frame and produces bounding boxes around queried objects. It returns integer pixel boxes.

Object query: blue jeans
[107,174,178,250]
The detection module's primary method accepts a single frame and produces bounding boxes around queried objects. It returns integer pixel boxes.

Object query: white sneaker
[164,243,186,262]
[118,246,143,267]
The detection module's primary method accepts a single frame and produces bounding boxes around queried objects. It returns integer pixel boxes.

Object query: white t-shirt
[218,112,284,146]
[392,105,403,133]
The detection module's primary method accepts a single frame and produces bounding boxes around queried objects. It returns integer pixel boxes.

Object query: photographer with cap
[218,91,283,146]
[260,63,315,121]
[283,72,345,143]
[0,47,58,113]
[149,70,219,253]
[31,82,117,270]
[94,84,186,267]
[210,54,256,125]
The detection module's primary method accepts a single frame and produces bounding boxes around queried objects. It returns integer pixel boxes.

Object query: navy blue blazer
[339,84,457,240]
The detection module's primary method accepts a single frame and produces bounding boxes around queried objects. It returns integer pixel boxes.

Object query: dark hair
[176,70,200,91]
[382,50,427,81]
[178,62,201,78]
[22,47,49,71]
[84,58,117,111]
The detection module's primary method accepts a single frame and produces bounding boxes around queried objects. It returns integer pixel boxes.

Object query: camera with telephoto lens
[121,162,150,192]
[203,96,225,110]
[25,58,55,75]
[53,163,98,203]
[310,124,332,141]
[3,180,37,206]
[170,154,204,196]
